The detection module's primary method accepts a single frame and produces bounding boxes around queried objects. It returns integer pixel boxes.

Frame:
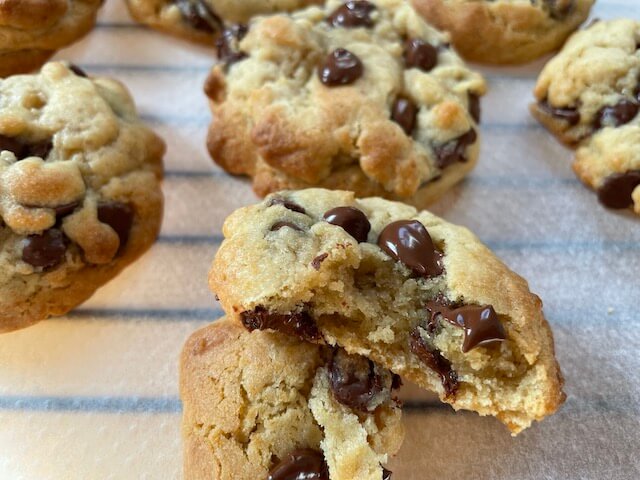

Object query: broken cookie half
[210,188,565,435]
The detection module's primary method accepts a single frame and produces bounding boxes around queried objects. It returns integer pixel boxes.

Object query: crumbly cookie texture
[411,0,594,64]
[0,0,102,77]
[531,19,640,214]
[205,0,486,208]
[0,62,165,332]
[125,0,321,45]
[210,189,565,435]
[180,318,404,480]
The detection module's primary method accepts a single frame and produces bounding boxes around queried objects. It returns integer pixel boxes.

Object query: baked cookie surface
[0,0,103,77]
[205,0,486,208]
[209,189,565,435]
[411,0,594,64]
[0,62,165,332]
[531,19,640,214]
[125,0,321,45]
[180,318,403,480]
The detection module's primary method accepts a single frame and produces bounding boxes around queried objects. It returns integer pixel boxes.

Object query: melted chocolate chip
[468,93,481,124]
[0,135,25,156]
[323,206,370,242]
[404,39,438,72]
[597,170,640,209]
[97,202,134,251]
[536,101,581,126]
[241,306,321,342]
[409,328,458,397]
[391,96,418,135]
[378,220,443,278]
[391,374,402,390]
[268,449,329,480]
[54,201,80,218]
[318,48,363,86]
[268,197,307,214]
[175,0,222,33]
[327,1,376,28]
[433,129,477,169]
[0,135,52,160]
[426,301,506,353]
[22,228,67,269]
[216,24,248,65]
[382,467,393,480]
[311,253,329,270]
[68,64,88,77]
[593,99,639,130]
[328,350,387,412]
[271,221,303,232]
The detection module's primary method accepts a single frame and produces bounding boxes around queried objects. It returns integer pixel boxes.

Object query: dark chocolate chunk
[593,99,639,130]
[268,197,307,214]
[175,0,222,33]
[68,64,88,77]
[97,202,134,251]
[216,24,249,65]
[268,449,329,480]
[391,96,418,135]
[377,219,443,278]
[404,39,438,72]
[391,373,402,390]
[382,467,393,480]
[327,1,376,28]
[0,135,25,157]
[22,228,67,269]
[323,206,370,242]
[536,101,581,126]
[240,306,321,342]
[27,139,53,159]
[468,93,481,124]
[0,135,52,160]
[54,201,80,218]
[328,350,386,412]
[597,170,640,209]
[311,253,329,270]
[426,301,506,353]
[409,328,458,397]
[271,221,304,232]
[433,129,477,169]
[318,48,363,86]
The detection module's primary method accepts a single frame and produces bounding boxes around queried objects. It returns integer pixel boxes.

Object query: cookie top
[205,0,486,207]
[0,62,165,332]
[180,318,404,480]
[210,189,565,435]
[125,0,321,45]
[0,0,102,76]
[411,0,594,64]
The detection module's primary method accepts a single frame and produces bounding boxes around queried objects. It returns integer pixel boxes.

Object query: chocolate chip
[409,328,458,397]
[54,201,80,218]
[433,129,477,169]
[22,228,67,269]
[68,64,88,77]
[378,220,443,278]
[175,0,222,33]
[593,99,639,130]
[311,253,329,270]
[240,306,322,342]
[328,350,387,412]
[0,135,25,157]
[268,197,307,214]
[216,24,248,65]
[597,170,640,209]
[391,374,402,390]
[536,101,581,126]
[97,202,134,251]
[268,449,329,480]
[27,139,53,159]
[318,48,363,87]
[426,301,506,353]
[544,0,574,19]
[323,206,371,242]
[327,1,376,28]
[404,39,438,72]
[383,467,393,480]
[0,135,52,160]
[391,96,418,135]
[468,93,481,124]
[271,221,303,232]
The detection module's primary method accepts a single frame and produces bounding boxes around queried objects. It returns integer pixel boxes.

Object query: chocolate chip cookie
[531,19,640,215]
[125,0,321,46]
[209,189,565,435]
[0,0,103,77]
[411,0,594,64]
[0,62,165,332]
[205,0,486,208]
[181,318,403,480]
